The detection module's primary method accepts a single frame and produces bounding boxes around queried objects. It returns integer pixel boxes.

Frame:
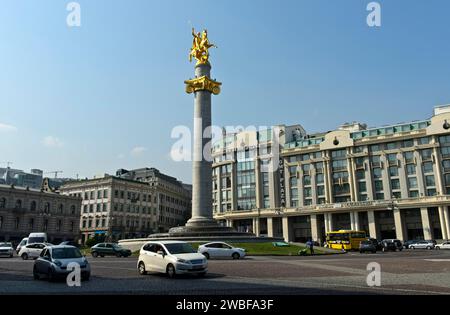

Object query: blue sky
[1,0,450,183]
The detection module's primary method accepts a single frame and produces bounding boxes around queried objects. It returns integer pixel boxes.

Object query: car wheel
[166,264,176,278]
[232,253,240,260]
[410,246,415,250]
[426,246,431,250]
[116,252,122,258]
[203,252,210,260]
[100,255,105,258]
[436,246,440,250]
[9,254,13,258]
[21,253,28,260]
[138,262,147,275]
[92,252,98,258]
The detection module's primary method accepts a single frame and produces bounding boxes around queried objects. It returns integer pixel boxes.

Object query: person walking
[309,239,315,255]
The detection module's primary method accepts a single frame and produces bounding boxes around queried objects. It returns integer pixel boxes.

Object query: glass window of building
[331,149,346,158]
[423,161,434,173]
[302,164,311,172]
[402,140,414,148]
[409,190,419,198]
[404,151,415,163]
[303,175,311,186]
[389,166,399,177]
[317,185,325,196]
[290,176,298,187]
[418,137,430,145]
[386,142,398,150]
[304,187,312,198]
[392,191,402,199]
[420,149,432,161]
[370,155,381,164]
[355,157,365,167]
[370,145,382,153]
[427,189,437,196]
[356,170,365,180]
[358,182,367,193]
[408,177,418,189]
[425,175,435,187]
[316,173,324,184]
[373,168,382,179]
[354,146,365,153]
[315,162,324,171]
[391,179,400,190]
[406,164,416,175]
[375,193,384,200]
[374,180,383,192]
[441,146,450,158]
[439,135,450,144]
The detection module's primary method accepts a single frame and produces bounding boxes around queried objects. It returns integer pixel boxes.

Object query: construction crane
[44,171,63,179]
[0,162,13,168]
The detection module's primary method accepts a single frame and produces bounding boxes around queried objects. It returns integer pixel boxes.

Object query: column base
[186,216,219,228]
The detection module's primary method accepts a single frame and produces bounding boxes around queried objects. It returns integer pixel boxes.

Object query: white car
[16,237,28,254]
[409,240,435,250]
[18,243,51,260]
[0,242,14,258]
[137,241,207,278]
[435,241,450,250]
[198,242,246,260]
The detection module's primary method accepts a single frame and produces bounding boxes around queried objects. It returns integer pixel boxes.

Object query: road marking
[424,259,450,262]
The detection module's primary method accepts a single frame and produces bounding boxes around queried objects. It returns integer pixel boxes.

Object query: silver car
[33,245,91,281]
[0,242,14,258]
[409,240,435,250]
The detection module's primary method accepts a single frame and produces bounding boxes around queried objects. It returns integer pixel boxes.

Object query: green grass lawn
[190,242,324,256]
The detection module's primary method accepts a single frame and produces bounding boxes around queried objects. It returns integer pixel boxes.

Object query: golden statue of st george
[189,28,217,65]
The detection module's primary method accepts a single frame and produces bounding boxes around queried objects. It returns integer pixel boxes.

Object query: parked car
[409,240,435,250]
[198,242,246,260]
[33,245,90,281]
[403,240,420,249]
[0,242,14,258]
[367,238,383,251]
[137,241,207,278]
[435,241,450,250]
[359,240,377,254]
[16,237,28,254]
[381,239,403,252]
[91,243,132,258]
[59,241,80,248]
[19,243,52,260]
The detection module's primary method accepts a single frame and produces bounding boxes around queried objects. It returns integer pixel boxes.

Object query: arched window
[70,205,76,215]
[44,202,51,214]
[0,197,6,208]
[30,201,37,211]
[58,204,64,214]
[15,199,22,209]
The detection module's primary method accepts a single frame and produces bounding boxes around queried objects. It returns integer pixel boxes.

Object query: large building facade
[0,183,82,244]
[213,105,450,244]
[60,168,191,243]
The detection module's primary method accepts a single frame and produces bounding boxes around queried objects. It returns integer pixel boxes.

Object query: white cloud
[42,136,64,148]
[0,123,18,132]
[130,146,147,157]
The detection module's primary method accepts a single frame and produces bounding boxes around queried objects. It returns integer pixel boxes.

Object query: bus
[326,230,367,250]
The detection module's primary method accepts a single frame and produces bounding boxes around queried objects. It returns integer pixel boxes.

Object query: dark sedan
[359,240,377,254]
[91,243,132,258]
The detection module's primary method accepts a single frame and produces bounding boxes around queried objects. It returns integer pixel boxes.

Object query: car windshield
[164,243,195,254]
[28,237,45,244]
[0,243,12,247]
[112,244,123,249]
[52,248,82,259]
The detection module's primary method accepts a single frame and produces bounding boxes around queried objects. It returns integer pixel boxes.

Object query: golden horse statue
[189,28,217,64]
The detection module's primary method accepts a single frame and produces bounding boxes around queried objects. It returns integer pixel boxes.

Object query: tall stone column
[367,210,378,239]
[438,206,448,240]
[267,217,274,237]
[310,214,319,243]
[185,62,221,227]
[420,207,433,240]
[393,208,406,241]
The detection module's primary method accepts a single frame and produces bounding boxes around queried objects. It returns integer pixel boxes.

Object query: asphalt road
[1,249,450,295]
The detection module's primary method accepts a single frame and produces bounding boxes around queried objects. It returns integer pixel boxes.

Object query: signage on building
[279,158,285,207]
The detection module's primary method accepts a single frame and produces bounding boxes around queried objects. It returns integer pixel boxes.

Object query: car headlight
[177,258,189,263]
